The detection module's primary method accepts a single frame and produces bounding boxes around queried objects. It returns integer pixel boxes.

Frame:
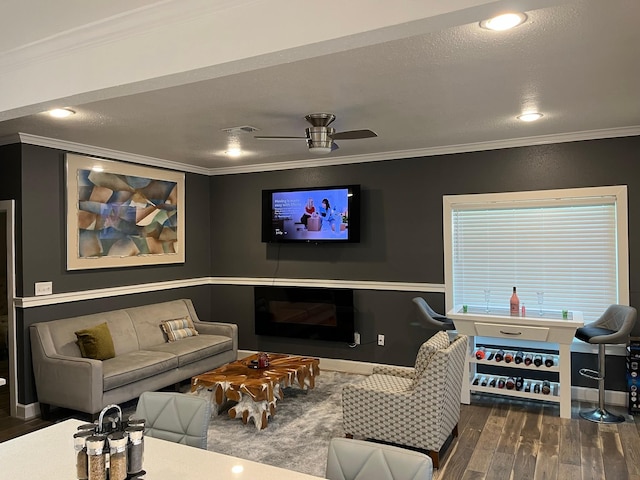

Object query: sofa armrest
[192,321,238,352]
[372,365,415,378]
[30,325,104,414]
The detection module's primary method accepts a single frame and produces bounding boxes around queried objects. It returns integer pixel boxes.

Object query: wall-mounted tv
[261,184,360,243]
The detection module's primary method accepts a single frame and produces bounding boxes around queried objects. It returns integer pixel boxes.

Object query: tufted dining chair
[326,437,433,480]
[134,391,211,449]
[342,331,468,468]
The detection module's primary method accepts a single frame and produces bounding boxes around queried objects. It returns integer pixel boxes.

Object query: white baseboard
[16,402,40,420]
[571,385,628,407]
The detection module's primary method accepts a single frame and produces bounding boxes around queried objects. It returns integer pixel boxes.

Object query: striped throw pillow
[160,317,199,342]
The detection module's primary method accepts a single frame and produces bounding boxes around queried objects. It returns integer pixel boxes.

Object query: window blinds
[450,197,619,323]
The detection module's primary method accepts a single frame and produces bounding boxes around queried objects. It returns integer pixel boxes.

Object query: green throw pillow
[75,322,116,360]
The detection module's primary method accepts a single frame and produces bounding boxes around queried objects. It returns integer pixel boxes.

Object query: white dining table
[0,419,325,479]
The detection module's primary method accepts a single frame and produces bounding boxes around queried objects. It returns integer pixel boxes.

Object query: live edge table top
[190,353,320,429]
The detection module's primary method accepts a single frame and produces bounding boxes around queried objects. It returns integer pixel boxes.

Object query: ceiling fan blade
[331,142,340,151]
[254,135,307,140]
[331,129,378,140]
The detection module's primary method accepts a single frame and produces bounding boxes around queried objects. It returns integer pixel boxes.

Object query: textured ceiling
[0,0,638,174]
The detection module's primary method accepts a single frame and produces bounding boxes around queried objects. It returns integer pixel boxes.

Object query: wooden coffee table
[190,353,320,429]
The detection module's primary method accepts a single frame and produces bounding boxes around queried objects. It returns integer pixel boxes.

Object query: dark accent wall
[209,136,640,388]
[7,136,640,407]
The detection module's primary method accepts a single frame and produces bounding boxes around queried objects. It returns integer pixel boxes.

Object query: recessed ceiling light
[480,12,527,31]
[48,108,76,118]
[225,147,242,157]
[517,112,544,122]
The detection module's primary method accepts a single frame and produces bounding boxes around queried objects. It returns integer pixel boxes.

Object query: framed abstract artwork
[65,154,185,270]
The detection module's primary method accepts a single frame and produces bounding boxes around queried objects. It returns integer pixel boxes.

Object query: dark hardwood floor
[436,394,640,480]
[2,367,639,480]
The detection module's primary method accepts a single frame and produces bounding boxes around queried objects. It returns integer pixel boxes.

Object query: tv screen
[261,184,360,243]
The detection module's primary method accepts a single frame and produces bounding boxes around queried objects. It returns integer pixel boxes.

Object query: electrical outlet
[377,334,385,346]
[35,281,53,296]
[353,332,361,345]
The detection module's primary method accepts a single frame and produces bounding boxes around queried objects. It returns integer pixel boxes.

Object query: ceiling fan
[254,113,377,155]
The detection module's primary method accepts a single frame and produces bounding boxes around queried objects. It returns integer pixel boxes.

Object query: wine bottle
[515,377,524,390]
[524,353,533,366]
[544,356,554,367]
[498,377,506,389]
[533,382,541,394]
[481,377,488,386]
[510,286,520,316]
[504,352,514,363]
[524,382,531,393]
[472,377,480,385]
[475,348,486,360]
[533,355,543,367]
[542,380,551,395]
[514,351,524,364]
[506,377,515,389]
[489,378,497,387]
[494,350,505,362]
[487,352,495,361]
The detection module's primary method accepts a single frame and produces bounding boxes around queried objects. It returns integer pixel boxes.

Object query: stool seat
[575,326,616,344]
[574,304,637,424]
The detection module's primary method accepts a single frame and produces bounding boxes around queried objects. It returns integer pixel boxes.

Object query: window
[443,186,629,323]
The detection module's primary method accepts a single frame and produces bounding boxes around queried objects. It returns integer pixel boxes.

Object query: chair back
[326,437,433,480]
[134,391,211,449]
[595,304,638,343]
[412,297,455,331]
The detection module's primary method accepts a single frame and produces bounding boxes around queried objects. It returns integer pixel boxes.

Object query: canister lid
[108,431,128,451]
[125,426,144,442]
[85,435,106,454]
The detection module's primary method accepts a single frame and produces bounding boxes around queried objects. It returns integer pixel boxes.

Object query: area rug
[205,370,364,478]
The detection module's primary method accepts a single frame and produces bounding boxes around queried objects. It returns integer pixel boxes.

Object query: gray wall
[5,136,640,406]
[209,136,640,389]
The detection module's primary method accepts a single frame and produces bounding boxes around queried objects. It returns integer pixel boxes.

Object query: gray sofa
[29,298,237,416]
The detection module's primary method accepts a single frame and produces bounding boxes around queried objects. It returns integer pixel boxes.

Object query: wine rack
[468,346,561,404]
[447,307,583,419]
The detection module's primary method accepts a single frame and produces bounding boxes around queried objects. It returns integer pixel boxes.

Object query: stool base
[579,407,625,424]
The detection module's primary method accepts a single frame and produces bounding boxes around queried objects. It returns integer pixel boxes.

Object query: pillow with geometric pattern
[160,317,199,342]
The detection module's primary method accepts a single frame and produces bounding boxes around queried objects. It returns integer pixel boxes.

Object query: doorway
[0,201,16,418]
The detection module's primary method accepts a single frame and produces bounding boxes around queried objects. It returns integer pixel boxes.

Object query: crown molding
[8,125,640,177]
[209,125,640,175]
[14,133,210,175]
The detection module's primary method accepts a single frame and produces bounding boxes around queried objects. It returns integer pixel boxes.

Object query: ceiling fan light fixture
[308,146,333,155]
[480,12,527,31]
[517,112,544,122]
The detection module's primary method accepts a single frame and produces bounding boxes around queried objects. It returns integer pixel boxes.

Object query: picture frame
[65,153,185,270]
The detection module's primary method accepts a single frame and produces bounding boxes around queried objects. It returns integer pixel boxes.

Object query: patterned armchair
[342,331,468,468]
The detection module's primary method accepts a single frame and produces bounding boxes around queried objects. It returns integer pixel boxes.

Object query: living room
[1,1,640,479]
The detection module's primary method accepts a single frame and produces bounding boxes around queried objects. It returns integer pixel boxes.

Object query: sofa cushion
[74,322,116,360]
[127,300,198,349]
[103,350,178,391]
[147,335,233,367]
[160,317,199,342]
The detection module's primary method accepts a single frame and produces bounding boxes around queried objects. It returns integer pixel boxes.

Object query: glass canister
[85,435,107,480]
[125,425,145,476]
[107,431,128,480]
[73,430,93,480]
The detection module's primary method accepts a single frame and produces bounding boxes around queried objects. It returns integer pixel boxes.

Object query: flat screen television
[261,184,360,243]
[254,286,355,342]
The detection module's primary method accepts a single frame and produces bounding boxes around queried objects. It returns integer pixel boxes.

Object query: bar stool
[575,304,637,423]
[412,297,455,331]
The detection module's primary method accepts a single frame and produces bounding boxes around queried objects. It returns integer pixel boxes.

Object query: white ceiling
[0,0,638,175]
